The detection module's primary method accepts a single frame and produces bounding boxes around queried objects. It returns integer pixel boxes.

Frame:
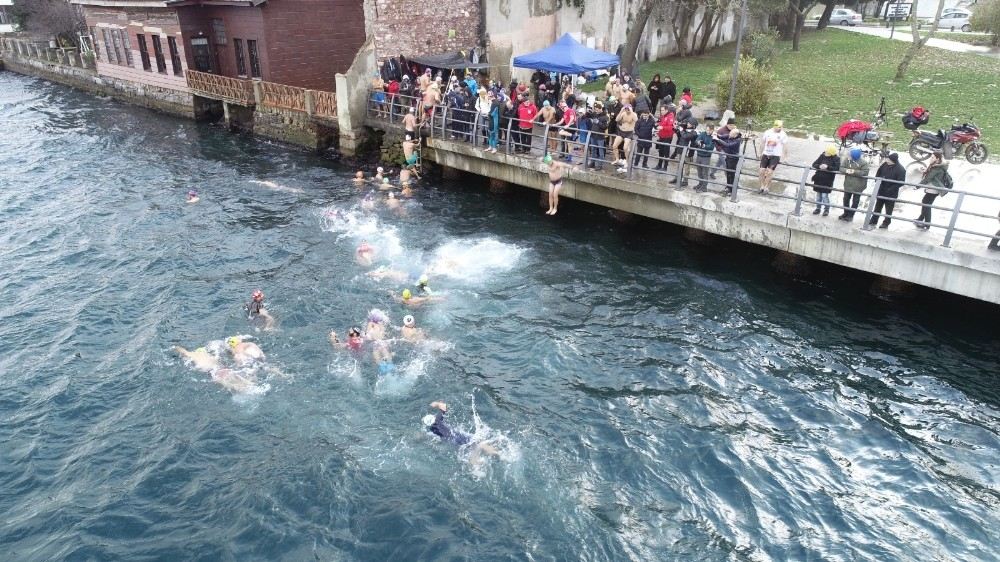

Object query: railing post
[793,167,809,216]
[626,136,637,179]
[582,132,591,168]
[941,191,965,248]
[505,119,514,154]
[675,145,687,187]
[731,153,746,203]
[861,178,882,231]
[473,112,481,147]
[541,123,550,157]
[304,90,315,116]
[428,106,436,139]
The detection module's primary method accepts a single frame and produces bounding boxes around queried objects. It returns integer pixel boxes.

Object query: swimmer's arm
[430,401,447,412]
[172,346,191,359]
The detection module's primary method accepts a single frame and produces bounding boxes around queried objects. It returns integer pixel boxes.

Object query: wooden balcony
[186,70,254,106]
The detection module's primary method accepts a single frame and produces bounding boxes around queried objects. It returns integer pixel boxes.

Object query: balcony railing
[186,70,254,106]
[260,81,307,112]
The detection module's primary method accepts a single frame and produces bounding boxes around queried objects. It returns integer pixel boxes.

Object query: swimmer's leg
[551,183,562,215]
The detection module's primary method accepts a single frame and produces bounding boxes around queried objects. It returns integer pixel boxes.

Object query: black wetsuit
[245,299,263,318]
[430,411,471,446]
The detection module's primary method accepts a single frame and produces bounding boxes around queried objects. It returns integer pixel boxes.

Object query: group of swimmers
[174,172,499,463]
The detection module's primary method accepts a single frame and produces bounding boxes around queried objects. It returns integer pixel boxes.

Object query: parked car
[942,7,971,17]
[832,8,864,26]
[939,11,972,32]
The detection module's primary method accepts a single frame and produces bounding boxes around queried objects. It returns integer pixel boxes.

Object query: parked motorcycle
[908,121,988,165]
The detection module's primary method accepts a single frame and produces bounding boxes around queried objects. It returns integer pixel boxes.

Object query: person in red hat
[244,289,275,330]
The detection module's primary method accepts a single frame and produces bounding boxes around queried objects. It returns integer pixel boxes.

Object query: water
[1,72,998,561]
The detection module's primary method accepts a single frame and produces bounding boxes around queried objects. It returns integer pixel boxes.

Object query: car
[832,8,863,26]
[939,11,972,32]
[942,7,971,17]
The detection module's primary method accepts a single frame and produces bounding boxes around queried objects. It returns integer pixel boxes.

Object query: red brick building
[73,0,365,92]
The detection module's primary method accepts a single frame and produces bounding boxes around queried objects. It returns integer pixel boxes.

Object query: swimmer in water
[356,240,375,267]
[330,326,365,351]
[244,289,275,330]
[416,274,433,295]
[403,134,420,170]
[365,309,389,340]
[379,177,392,191]
[367,267,409,282]
[227,336,265,365]
[187,190,200,204]
[372,340,395,375]
[386,191,401,212]
[353,170,365,184]
[394,288,444,308]
[172,345,220,372]
[423,401,498,465]
[374,166,385,183]
[399,168,412,187]
[361,191,376,212]
[400,314,425,342]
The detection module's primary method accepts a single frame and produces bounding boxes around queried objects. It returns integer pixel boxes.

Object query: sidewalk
[834,25,1000,59]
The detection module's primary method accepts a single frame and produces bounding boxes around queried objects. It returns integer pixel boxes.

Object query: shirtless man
[173,346,258,393]
[402,108,419,140]
[400,314,425,342]
[535,100,558,154]
[226,336,265,366]
[420,82,440,120]
[402,134,420,170]
[394,288,444,307]
[543,154,576,216]
[173,345,220,372]
[356,240,375,267]
[386,191,401,212]
[245,289,275,330]
[612,104,637,169]
[186,190,200,204]
[361,192,376,212]
[353,171,366,185]
[365,309,389,341]
[372,340,395,376]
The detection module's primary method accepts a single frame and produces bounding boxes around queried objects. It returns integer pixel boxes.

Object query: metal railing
[365,89,1000,250]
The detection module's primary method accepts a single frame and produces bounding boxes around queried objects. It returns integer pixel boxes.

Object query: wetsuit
[245,299,264,319]
[430,411,471,446]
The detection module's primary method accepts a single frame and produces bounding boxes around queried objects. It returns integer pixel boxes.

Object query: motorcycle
[908,121,988,165]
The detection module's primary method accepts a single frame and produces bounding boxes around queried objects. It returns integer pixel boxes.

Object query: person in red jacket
[386,78,401,118]
[680,87,693,106]
[516,96,538,154]
[654,104,676,170]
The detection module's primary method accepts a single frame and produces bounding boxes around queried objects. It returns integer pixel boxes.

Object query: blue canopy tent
[512,33,619,74]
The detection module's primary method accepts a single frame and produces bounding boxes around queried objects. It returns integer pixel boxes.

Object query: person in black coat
[811,145,841,216]
[647,74,663,113]
[662,75,677,107]
[870,152,907,228]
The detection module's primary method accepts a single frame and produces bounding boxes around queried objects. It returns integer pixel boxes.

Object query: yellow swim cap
[227,337,239,348]
[402,289,412,300]
[195,347,206,353]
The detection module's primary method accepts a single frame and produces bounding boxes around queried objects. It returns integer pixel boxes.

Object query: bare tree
[13,0,86,48]
[894,0,947,81]
[816,0,837,30]
[620,0,656,74]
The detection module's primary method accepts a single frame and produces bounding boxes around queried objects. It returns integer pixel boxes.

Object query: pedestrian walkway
[835,25,1000,59]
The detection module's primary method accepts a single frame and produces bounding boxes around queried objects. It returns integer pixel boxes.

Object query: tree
[621,0,656,74]
[12,0,86,48]
[970,0,1000,46]
[786,0,817,51]
[893,0,947,81]
[816,0,837,30]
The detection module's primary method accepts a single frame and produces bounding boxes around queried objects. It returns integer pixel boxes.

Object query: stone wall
[368,0,481,61]
[251,104,338,151]
[1,50,197,118]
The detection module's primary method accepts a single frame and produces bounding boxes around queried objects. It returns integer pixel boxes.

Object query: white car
[939,11,972,32]
[832,8,863,26]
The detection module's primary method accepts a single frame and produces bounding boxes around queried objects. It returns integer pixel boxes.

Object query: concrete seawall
[427,139,1000,305]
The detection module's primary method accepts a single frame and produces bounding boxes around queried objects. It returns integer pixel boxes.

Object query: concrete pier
[424,138,1000,305]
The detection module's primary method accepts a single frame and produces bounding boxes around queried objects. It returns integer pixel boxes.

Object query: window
[212,18,226,45]
[246,39,261,78]
[137,34,151,71]
[151,35,167,73]
[0,7,11,25]
[167,37,182,75]
[110,28,124,65]
[118,29,133,67]
[101,29,117,64]
[233,38,247,76]
[90,27,101,61]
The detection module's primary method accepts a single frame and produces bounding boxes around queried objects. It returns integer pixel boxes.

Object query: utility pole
[727,0,749,113]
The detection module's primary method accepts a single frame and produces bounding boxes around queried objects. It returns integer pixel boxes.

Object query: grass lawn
[585,29,999,150]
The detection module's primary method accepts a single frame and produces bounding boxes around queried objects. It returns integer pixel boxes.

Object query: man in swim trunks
[403,134,419,169]
[423,401,498,464]
[758,119,788,194]
[394,288,443,308]
[245,289,275,330]
[372,340,395,375]
[543,154,575,216]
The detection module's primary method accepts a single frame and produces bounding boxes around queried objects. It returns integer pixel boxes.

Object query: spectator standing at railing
[475,88,492,146]
[648,74,663,113]
[536,100,558,155]
[663,75,677,106]
[574,107,589,164]
[556,102,577,160]
[399,75,414,111]
[516,95,538,154]
[692,124,716,192]
[671,101,693,159]
[715,126,742,196]
[810,145,840,216]
[633,109,656,169]
[387,77,400,118]
[870,153,906,229]
[371,72,387,119]
[839,148,870,222]
[914,151,951,230]
[464,72,479,99]
[446,83,467,141]
[711,119,734,180]
[487,91,502,153]
[654,104,676,171]
[670,118,699,188]
[633,86,651,115]
[757,120,788,194]
[531,69,547,99]
[587,102,609,170]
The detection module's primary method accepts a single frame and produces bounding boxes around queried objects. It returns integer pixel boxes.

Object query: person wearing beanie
[810,144,841,216]
[871,152,906,229]
[839,148,870,221]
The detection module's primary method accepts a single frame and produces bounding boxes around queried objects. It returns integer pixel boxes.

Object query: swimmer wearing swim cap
[172,345,220,372]
[244,289,275,330]
[394,287,443,308]
[187,190,199,204]
[424,401,499,464]
[543,152,577,216]
[226,336,265,365]
[401,314,425,342]
[356,240,375,267]
[353,170,365,184]
[416,274,432,295]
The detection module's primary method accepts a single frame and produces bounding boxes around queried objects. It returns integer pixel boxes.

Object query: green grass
[587,29,1000,149]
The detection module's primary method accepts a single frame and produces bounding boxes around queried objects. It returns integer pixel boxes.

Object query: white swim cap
[422,414,436,427]
[403,315,415,327]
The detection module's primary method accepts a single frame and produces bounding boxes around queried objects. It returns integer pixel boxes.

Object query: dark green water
[1,72,998,561]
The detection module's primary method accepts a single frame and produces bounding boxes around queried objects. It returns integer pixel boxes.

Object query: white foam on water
[249,179,304,193]
[321,205,405,261]
[462,395,522,479]
[427,238,526,283]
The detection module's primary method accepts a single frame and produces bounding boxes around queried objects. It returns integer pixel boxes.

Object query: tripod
[741,118,759,157]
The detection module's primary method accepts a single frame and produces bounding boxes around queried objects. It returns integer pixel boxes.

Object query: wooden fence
[186,70,337,119]
[186,70,254,106]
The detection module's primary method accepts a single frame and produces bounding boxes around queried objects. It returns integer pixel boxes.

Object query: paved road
[833,24,1000,58]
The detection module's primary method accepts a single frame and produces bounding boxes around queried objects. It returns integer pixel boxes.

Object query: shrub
[970,0,1000,46]
[742,30,781,68]
[714,55,775,117]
